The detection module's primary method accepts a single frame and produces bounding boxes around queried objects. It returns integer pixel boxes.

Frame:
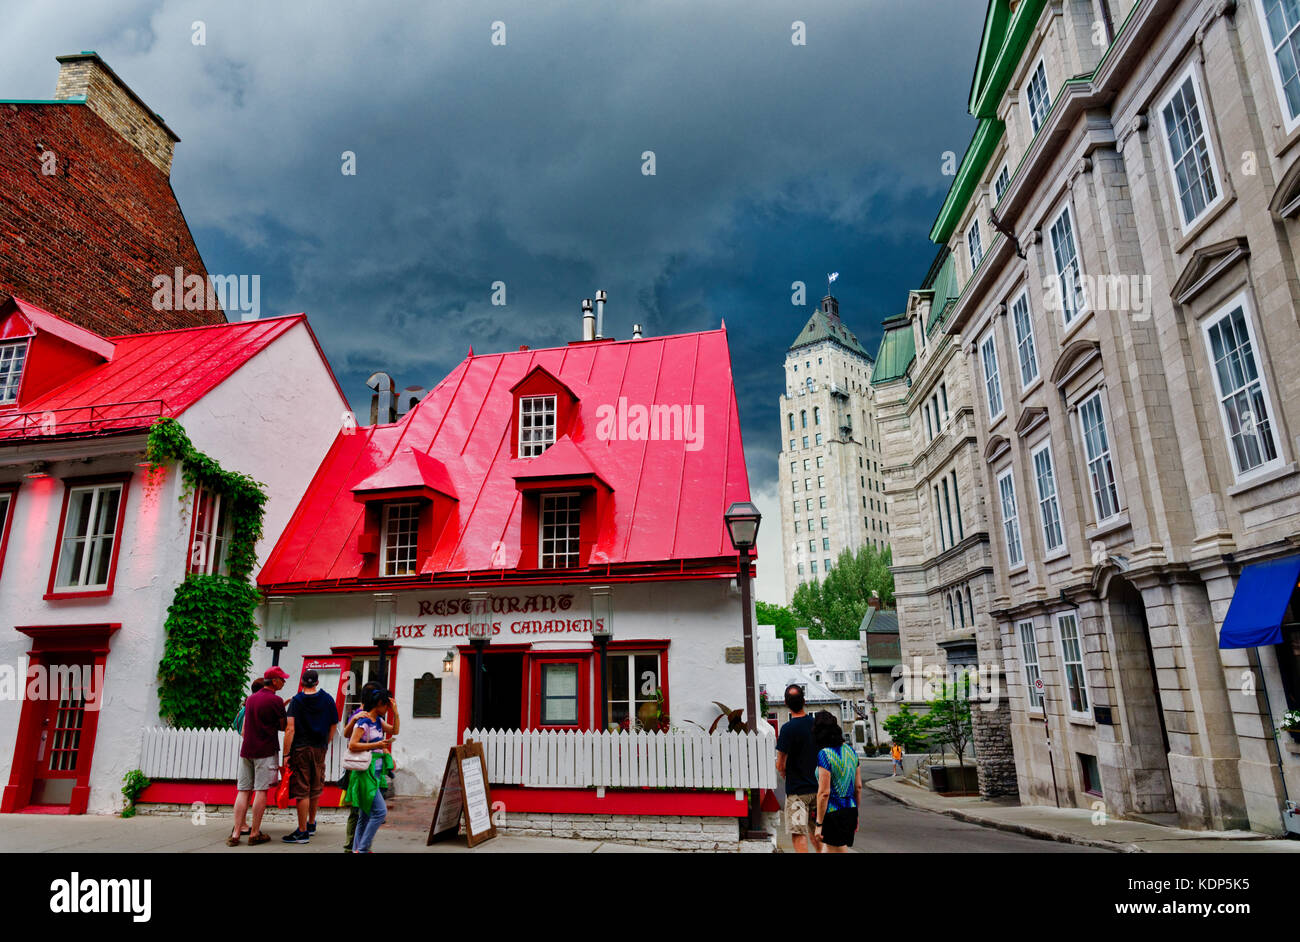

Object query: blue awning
[1219,555,1300,649]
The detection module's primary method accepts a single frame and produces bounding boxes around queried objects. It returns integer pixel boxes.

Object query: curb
[866,778,1135,853]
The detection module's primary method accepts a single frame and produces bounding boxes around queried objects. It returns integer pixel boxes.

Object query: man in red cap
[228,666,288,846]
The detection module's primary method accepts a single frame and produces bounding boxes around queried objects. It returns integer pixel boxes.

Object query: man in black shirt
[775,684,821,853]
[281,669,338,844]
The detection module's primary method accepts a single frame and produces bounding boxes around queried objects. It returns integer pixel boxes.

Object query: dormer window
[0,340,27,403]
[519,395,558,457]
[380,502,419,576]
[539,492,581,568]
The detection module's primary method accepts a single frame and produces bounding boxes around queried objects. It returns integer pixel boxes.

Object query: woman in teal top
[812,711,861,852]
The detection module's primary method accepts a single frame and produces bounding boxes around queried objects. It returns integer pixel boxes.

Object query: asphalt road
[834,770,1108,854]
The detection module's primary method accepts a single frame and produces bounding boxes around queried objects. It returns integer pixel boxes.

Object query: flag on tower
[828,272,840,284]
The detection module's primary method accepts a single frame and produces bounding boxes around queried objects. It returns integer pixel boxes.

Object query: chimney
[54,52,180,176]
[594,290,607,339]
[581,299,595,341]
[632,323,643,339]
[868,590,882,610]
[396,385,425,418]
[794,627,812,664]
[366,371,397,425]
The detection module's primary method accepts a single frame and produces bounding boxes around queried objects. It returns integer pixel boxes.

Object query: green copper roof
[929,117,1004,245]
[871,319,915,386]
[788,299,872,360]
[925,251,961,335]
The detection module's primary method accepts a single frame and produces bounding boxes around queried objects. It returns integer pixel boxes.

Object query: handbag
[274,767,293,808]
[343,747,372,771]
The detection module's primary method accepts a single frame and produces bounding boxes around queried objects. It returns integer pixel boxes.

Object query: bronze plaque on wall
[412,672,442,718]
[724,646,745,664]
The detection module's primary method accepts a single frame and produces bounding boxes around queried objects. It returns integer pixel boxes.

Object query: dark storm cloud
[4,0,985,598]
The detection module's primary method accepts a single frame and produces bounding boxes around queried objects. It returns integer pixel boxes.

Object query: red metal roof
[259,328,753,588]
[0,298,321,441]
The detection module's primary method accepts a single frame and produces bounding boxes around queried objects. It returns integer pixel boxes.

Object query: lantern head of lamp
[724,500,762,551]
[590,586,613,640]
[442,649,456,674]
[371,593,396,644]
[467,590,492,643]
[265,597,292,645]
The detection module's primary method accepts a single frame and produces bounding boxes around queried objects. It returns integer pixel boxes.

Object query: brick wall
[0,102,223,335]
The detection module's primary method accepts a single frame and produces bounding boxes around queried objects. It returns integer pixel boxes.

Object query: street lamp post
[467,590,491,730]
[591,586,614,732]
[265,597,292,667]
[372,593,396,691]
[724,500,767,841]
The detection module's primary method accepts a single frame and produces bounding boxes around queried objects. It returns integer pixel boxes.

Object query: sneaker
[281,830,310,844]
[307,821,317,834]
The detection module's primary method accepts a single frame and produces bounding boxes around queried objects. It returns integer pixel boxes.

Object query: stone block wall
[973,695,1018,797]
[497,812,769,852]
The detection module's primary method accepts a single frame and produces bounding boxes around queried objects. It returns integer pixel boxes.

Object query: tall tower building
[777,295,889,602]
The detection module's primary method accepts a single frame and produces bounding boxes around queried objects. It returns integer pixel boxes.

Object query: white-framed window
[54,483,123,591]
[1031,442,1065,554]
[1010,290,1039,388]
[997,468,1024,567]
[967,218,984,271]
[519,395,557,457]
[189,486,234,576]
[1078,391,1121,522]
[981,332,1004,419]
[540,661,580,726]
[380,502,419,576]
[539,492,581,569]
[0,340,28,404]
[1203,292,1281,478]
[1056,612,1091,718]
[1018,620,1044,711]
[816,456,824,469]
[608,652,662,730]
[1256,0,1300,132]
[1158,65,1222,228]
[1049,204,1086,325]
[1026,59,1052,133]
[994,163,1011,202]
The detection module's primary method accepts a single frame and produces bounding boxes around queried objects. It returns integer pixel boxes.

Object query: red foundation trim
[489,786,747,817]
[136,782,345,806]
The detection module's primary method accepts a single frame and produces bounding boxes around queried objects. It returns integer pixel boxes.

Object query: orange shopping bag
[274,767,293,809]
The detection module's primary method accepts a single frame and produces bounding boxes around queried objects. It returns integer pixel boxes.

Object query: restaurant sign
[401,593,602,638]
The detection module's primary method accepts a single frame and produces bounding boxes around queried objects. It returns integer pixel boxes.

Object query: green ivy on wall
[147,418,269,729]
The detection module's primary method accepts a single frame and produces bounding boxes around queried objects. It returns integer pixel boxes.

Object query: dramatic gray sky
[4,0,985,603]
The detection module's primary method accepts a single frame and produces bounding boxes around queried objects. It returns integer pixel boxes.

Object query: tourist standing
[775,684,821,853]
[281,669,339,844]
[813,711,861,853]
[346,689,396,853]
[228,667,288,846]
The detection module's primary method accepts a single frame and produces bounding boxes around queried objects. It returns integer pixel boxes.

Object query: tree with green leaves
[790,544,894,640]
[755,600,798,661]
[921,681,973,772]
[881,703,929,753]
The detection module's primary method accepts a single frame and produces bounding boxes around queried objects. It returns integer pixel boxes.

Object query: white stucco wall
[257,578,751,796]
[0,319,346,814]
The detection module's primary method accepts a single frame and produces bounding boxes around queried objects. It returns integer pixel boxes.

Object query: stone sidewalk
[867,775,1300,853]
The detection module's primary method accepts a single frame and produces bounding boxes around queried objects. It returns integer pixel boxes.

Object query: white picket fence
[464,727,777,791]
[139,727,345,781]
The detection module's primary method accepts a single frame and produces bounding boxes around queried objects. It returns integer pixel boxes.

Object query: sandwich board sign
[427,740,496,847]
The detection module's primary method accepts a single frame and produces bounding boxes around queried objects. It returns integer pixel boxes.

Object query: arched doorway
[1107,577,1175,814]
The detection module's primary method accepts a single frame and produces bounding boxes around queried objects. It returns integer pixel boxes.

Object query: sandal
[248,833,271,846]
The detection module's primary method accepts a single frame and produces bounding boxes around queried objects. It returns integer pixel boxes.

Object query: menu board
[426,741,496,847]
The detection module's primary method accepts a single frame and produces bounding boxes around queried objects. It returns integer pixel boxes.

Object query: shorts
[237,755,279,792]
[785,792,817,840]
[289,746,327,800]
[821,806,858,847]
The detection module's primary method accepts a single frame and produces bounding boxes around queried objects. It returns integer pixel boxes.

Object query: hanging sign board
[427,741,496,847]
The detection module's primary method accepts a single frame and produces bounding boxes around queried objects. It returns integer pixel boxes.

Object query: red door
[29,664,93,807]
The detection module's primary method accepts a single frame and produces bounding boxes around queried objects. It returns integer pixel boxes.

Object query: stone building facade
[777,296,891,600]
[922,0,1300,834]
[872,250,1018,798]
